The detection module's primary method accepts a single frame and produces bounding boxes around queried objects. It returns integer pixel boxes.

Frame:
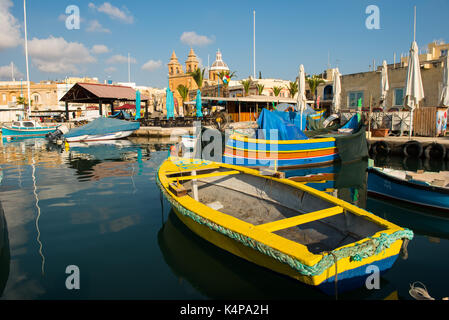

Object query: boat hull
[223,134,340,168]
[158,159,411,294]
[1,126,58,137]
[367,168,449,212]
[65,130,134,142]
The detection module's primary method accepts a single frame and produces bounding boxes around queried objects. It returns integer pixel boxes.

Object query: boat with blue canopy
[223,108,368,168]
[62,117,140,142]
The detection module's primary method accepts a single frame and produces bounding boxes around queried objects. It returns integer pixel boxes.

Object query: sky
[0,0,448,88]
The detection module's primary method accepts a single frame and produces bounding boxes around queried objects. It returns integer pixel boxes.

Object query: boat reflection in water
[158,210,398,300]
[367,197,449,240]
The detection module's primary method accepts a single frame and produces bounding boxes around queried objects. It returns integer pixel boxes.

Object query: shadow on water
[0,191,11,298]
[157,210,399,300]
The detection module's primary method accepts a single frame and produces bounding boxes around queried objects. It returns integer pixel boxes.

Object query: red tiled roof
[60,82,149,102]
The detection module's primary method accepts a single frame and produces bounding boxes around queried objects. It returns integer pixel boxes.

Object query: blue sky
[0,0,448,88]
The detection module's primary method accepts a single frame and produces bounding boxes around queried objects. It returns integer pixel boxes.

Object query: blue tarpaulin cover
[256,108,308,140]
[65,117,140,138]
[341,113,361,130]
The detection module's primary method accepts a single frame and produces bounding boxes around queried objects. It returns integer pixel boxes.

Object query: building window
[393,88,404,106]
[12,96,16,102]
[348,91,364,108]
[441,49,448,57]
[2,94,5,101]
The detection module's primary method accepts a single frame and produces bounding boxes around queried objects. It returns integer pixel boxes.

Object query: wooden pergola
[60,83,150,120]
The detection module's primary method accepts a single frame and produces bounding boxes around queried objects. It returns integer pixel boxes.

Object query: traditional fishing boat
[157,157,413,294]
[53,117,140,143]
[367,167,449,213]
[223,109,368,169]
[1,120,60,137]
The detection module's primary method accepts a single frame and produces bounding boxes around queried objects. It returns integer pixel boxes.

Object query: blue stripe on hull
[1,127,57,137]
[367,171,449,210]
[318,255,398,295]
[226,139,336,152]
[222,153,339,167]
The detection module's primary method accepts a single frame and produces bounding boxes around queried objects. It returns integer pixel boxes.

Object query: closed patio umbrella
[166,87,175,119]
[404,41,424,138]
[135,90,141,120]
[381,60,389,109]
[297,64,307,130]
[332,68,341,113]
[440,54,449,107]
[195,89,203,117]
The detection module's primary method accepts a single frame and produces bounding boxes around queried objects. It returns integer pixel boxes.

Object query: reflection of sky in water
[0,138,448,300]
[0,138,175,299]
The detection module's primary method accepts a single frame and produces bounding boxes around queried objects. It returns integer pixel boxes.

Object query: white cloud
[86,20,111,33]
[180,31,213,47]
[104,67,117,73]
[141,60,162,71]
[0,0,22,51]
[91,44,109,54]
[106,54,136,64]
[91,2,134,24]
[0,62,24,80]
[28,36,96,74]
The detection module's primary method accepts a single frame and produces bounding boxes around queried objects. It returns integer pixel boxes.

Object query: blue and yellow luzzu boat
[223,109,368,169]
[1,120,59,137]
[157,157,413,294]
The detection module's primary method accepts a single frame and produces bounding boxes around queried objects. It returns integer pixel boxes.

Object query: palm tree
[256,83,265,95]
[287,81,298,98]
[218,70,237,97]
[272,86,283,97]
[188,67,206,91]
[306,75,325,106]
[240,79,252,96]
[177,84,189,115]
[16,96,28,107]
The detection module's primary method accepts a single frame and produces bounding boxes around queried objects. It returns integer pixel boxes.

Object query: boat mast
[23,0,32,119]
[253,10,256,78]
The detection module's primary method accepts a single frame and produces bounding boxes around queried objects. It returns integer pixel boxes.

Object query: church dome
[210,49,229,71]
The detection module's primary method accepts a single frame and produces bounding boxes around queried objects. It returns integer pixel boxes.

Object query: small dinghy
[157,157,413,294]
[367,167,449,213]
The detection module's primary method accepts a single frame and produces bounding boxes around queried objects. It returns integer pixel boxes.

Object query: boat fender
[402,140,423,158]
[371,141,390,156]
[424,143,446,160]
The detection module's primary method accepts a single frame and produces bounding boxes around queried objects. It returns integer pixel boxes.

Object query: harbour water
[0,137,448,300]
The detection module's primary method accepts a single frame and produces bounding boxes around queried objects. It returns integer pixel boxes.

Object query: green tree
[272,86,283,97]
[287,81,298,98]
[16,96,28,107]
[240,79,252,96]
[177,84,189,115]
[306,75,325,105]
[218,70,237,97]
[188,67,206,91]
[256,83,265,95]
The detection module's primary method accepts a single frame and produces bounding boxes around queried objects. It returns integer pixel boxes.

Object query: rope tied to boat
[157,175,414,279]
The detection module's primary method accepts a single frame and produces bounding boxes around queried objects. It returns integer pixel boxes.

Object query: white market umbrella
[332,68,341,113]
[404,41,425,138]
[440,54,449,107]
[297,64,307,130]
[381,60,389,109]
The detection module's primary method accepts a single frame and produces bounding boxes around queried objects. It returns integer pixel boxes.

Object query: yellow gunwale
[229,133,336,145]
[225,145,337,154]
[158,157,404,283]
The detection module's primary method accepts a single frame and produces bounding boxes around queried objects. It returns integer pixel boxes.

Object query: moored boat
[1,120,59,137]
[61,117,140,143]
[367,167,449,213]
[223,109,368,169]
[157,157,413,294]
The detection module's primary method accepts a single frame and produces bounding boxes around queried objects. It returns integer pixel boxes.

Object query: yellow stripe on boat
[168,170,241,182]
[230,133,336,145]
[256,206,343,232]
[157,157,412,288]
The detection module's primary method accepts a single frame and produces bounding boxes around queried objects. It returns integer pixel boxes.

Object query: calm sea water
[0,137,448,300]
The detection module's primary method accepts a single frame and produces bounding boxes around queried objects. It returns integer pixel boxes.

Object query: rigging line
[32,155,45,276]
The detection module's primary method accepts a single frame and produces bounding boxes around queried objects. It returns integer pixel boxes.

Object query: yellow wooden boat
[157,157,413,294]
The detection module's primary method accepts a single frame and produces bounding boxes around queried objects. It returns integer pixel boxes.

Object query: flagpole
[23,0,32,119]
[253,10,256,79]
